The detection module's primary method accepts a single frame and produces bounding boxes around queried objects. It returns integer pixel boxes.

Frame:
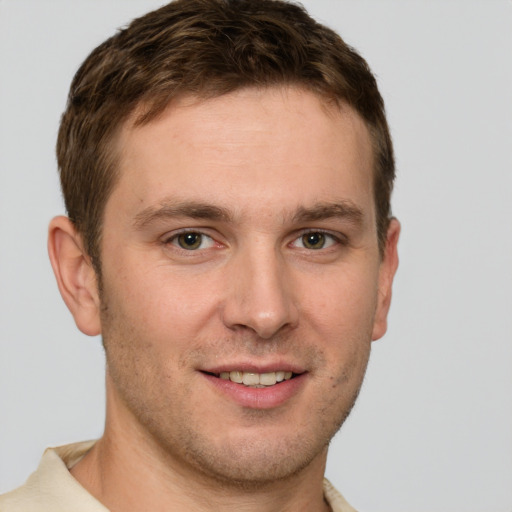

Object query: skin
[49,86,400,512]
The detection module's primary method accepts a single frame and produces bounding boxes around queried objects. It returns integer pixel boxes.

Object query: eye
[292,231,338,250]
[169,232,215,250]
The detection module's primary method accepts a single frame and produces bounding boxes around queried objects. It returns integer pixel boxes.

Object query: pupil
[304,232,324,249]
[179,233,201,249]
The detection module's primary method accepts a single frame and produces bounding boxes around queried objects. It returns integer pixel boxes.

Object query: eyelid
[289,228,347,249]
[160,227,346,250]
[162,228,219,250]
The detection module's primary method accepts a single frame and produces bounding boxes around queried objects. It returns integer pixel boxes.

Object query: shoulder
[323,478,359,512]
[0,441,107,512]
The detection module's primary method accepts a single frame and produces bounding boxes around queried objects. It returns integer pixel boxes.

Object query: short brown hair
[57,0,395,269]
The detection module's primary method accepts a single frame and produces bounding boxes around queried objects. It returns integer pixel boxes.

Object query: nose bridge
[222,237,298,339]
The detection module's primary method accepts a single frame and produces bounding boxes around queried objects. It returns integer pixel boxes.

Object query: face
[96,87,398,486]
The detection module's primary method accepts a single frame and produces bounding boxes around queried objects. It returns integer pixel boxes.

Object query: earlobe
[372,217,400,341]
[48,216,101,336]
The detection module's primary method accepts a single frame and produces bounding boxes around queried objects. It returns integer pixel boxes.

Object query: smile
[201,368,306,408]
[218,371,294,387]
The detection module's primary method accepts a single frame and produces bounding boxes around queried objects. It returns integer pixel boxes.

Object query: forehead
[111,86,375,222]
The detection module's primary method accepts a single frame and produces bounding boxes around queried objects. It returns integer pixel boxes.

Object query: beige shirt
[0,442,357,512]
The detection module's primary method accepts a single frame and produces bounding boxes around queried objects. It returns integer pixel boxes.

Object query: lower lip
[201,372,307,409]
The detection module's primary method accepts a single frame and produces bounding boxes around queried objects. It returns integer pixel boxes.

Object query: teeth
[218,371,294,387]
[242,372,260,386]
[260,372,277,386]
[229,371,243,383]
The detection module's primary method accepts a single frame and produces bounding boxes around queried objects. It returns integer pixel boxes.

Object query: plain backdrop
[1,1,511,511]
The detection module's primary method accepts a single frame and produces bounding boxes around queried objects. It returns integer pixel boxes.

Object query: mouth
[202,370,298,388]
[200,367,307,408]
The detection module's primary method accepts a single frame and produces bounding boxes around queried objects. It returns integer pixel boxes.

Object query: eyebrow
[133,200,233,229]
[133,199,364,230]
[292,201,364,226]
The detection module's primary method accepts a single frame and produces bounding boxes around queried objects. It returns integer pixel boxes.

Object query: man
[0,0,399,510]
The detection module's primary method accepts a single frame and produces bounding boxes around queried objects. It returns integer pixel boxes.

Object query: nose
[221,245,299,339]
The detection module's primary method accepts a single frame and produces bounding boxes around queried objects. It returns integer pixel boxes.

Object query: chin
[167,418,337,490]
[188,440,324,489]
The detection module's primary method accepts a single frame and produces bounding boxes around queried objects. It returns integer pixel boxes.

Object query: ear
[48,216,101,336]
[372,217,400,341]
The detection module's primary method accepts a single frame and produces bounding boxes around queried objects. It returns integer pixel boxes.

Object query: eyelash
[162,228,346,252]
[162,229,217,251]
[291,229,347,250]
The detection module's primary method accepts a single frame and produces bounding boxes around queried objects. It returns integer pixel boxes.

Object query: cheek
[301,265,379,335]
[104,258,221,341]
[299,266,378,383]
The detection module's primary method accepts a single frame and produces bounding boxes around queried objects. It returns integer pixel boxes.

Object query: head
[57,0,394,274]
[49,0,400,492]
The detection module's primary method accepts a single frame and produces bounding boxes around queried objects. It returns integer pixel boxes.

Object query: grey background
[1,1,511,511]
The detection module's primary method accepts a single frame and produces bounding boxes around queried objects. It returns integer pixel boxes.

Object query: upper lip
[200,361,307,375]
